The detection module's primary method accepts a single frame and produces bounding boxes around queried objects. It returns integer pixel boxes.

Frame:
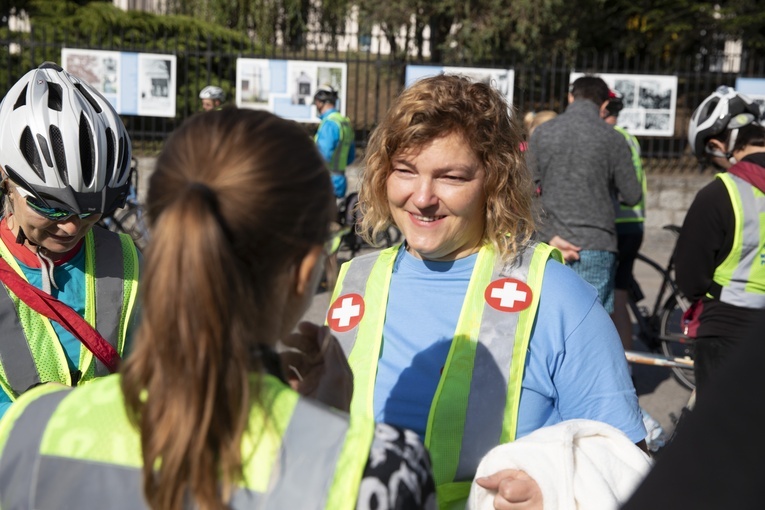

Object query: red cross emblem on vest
[327,293,365,332]
[484,278,533,312]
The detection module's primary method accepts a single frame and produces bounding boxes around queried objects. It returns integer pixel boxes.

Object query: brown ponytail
[121,109,334,509]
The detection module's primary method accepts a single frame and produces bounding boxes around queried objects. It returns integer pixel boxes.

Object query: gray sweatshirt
[527,100,641,252]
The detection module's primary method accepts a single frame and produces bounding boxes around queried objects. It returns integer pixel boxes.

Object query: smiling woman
[320,74,648,510]
[387,133,486,261]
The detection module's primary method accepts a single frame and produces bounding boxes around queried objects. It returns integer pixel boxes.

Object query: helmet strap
[724,128,740,165]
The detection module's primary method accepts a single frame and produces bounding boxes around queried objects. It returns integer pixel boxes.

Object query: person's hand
[549,235,582,262]
[475,469,543,510]
[280,321,353,412]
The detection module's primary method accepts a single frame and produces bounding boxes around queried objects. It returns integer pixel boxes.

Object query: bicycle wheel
[659,295,695,391]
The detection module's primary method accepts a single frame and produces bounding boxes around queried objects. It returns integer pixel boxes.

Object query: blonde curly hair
[359,74,536,259]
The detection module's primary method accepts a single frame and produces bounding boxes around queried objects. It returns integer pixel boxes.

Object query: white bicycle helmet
[314,84,338,103]
[0,62,132,215]
[199,85,225,102]
[688,85,762,161]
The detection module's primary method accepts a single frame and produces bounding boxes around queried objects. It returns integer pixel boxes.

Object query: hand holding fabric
[475,469,543,510]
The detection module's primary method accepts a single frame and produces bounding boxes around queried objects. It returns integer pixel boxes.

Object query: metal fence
[1,24,763,172]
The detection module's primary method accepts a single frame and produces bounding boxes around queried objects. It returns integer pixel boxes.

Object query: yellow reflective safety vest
[712,171,765,307]
[327,241,561,510]
[0,227,139,400]
[614,126,646,224]
[0,373,374,510]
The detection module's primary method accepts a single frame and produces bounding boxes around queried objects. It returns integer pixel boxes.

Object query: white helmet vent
[13,85,27,110]
[20,127,44,180]
[104,127,115,183]
[36,134,53,167]
[74,82,102,113]
[47,82,63,112]
[79,113,94,185]
[48,125,67,185]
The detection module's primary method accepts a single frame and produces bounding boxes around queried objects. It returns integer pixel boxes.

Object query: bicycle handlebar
[625,350,694,369]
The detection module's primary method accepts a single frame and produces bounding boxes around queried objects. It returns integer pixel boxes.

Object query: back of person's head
[729,123,765,154]
[688,85,763,161]
[121,108,334,510]
[570,76,611,106]
[0,62,132,215]
[527,110,558,137]
[362,73,535,258]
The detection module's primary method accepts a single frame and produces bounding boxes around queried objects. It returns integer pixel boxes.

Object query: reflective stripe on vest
[0,227,139,397]
[713,172,765,307]
[614,126,646,223]
[329,242,560,509]
[314,112,353,172]
[0,374,373,510]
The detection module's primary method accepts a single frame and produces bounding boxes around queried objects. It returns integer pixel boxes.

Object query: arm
[674,180,733,302]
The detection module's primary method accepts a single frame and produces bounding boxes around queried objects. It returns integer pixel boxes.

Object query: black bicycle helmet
[688,85,762,161]
[605,90,624,118]
[0,62,132,215]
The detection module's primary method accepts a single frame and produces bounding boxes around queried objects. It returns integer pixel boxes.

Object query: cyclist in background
[199,85,225,111]
[313,84,355,199]
[0,62,141,418]
[603,91,647,354]
[678,85,765,395]
[0,108,436,510]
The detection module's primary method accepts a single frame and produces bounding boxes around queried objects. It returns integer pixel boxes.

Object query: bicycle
[626,225,695,391]
[98,157,150,251]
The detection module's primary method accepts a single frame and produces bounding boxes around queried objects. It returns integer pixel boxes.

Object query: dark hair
[121,108,334,510]
[731,123,765,153]
[571,76,610,106]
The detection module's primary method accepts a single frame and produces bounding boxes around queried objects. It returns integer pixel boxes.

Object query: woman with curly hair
[315,75,645,510]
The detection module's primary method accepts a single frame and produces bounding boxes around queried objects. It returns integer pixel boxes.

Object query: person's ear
[599,100,610,119]
[567,93,574,105]
[293,245,324,298]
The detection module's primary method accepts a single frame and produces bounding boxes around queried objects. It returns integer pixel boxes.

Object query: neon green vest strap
[614,126,646,224]
[713,172,765,306]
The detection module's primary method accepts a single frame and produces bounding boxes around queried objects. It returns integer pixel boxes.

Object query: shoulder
[357,423,437,510]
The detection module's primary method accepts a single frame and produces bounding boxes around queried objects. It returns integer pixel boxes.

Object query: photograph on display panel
[405,65,515,107]
[570,72,678,136]
[137,54,176,118]
[62,48,120,110]
[236,58,347,123]
[62,48,177,118]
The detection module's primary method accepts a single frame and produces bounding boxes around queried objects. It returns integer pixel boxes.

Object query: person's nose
[411,178,438,209]
[55,216,82,235]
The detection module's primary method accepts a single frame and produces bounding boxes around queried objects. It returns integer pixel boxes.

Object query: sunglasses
[324,226,350,256]
[14,187,96,222]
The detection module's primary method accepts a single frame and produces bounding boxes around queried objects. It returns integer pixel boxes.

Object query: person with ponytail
[0,109,435,510]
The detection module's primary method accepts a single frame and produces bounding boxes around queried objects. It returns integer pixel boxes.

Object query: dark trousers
[693,335,742,395]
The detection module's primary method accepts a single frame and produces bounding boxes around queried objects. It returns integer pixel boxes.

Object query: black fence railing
[0,24,762,173]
